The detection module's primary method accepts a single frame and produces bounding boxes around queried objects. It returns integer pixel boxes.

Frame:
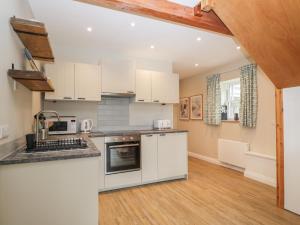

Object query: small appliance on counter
[153,119,172,130]
[80,119,93,133]
[45,116,77,135]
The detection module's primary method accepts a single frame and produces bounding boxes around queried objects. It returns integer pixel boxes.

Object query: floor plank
[99,157,300,225]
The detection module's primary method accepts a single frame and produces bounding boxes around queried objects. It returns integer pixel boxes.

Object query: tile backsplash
[97,97,131,130]
[45,97,173,132]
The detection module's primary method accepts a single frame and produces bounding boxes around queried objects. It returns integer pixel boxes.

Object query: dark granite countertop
[89,129,188,138]
[0,134,101,166]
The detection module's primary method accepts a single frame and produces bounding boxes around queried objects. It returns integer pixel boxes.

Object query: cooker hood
[101,92,136,98]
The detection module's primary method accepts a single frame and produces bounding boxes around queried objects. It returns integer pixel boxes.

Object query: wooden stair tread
[8,69,54,92]
[10,17,54,62]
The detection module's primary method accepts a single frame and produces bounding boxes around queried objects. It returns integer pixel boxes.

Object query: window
[220,78,240,121]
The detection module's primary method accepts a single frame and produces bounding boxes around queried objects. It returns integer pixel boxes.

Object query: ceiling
[28,0,245,79]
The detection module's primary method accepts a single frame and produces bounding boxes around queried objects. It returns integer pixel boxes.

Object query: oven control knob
[122,137,126,141]
[130,137,134,140]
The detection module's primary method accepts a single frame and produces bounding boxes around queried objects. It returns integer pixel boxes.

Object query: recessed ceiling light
[236,46,241,50]
[130,22,136,27]
[195,63,199,67]
[150,45,155,49]
[86,27,92,32]
[196,37,202,41]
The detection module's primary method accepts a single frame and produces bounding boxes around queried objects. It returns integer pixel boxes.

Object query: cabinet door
[91,137,105,190]
[136,70,152,102]
[101,59,135,94]
[141,134,158,183]
[165,73,179,104]
[75,63,101,101]
[45,63,75,100]
[151,71,166,103]
[158,133,188,179]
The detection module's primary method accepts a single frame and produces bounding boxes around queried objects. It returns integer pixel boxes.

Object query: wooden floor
[99,157,300,225]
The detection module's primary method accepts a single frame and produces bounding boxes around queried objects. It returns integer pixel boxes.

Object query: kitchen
[1,0,300,225]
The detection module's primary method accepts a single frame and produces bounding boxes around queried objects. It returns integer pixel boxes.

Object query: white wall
[175,59,277,158]
[0,0,33,146]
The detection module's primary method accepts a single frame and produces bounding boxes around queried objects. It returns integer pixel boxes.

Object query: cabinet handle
[77,97,86,100]
[63,97,72,100]
[153,100,160,103]
[146,134,153,137]
[127,91,134,94]
[138,99,145,102]
[160,133,166,136]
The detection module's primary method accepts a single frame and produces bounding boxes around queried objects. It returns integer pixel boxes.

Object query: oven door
[105,142,140,174]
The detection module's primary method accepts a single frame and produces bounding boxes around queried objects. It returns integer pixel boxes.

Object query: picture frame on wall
[179,97,190,120]
[190,94,203,120]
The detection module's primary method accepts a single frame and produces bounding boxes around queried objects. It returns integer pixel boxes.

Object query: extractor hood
[101,92,136,98]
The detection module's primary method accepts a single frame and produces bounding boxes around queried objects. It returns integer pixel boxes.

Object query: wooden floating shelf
[10,17,54,62]
[8,69,54,92]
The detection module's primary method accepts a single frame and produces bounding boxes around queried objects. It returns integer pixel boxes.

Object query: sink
[26,137,88,152]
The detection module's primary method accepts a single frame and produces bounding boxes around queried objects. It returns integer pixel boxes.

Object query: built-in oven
[105,135,140,175]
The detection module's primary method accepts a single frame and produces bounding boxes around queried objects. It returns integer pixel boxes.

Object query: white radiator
[218,139,249,168]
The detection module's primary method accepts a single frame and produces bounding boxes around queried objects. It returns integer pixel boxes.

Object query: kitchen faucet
[35,110,60,141]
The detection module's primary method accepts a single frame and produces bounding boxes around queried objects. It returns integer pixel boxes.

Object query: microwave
[45,116,77,135]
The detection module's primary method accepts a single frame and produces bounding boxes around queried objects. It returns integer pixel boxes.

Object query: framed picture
[179,98,190,120]
[190,94,203,120]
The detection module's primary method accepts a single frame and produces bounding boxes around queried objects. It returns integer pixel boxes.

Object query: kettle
[80,119,93,133]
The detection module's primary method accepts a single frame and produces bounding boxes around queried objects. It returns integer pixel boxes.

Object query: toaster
[153,120,172,130]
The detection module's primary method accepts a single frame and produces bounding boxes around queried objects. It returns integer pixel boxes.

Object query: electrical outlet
[0,125,9,140]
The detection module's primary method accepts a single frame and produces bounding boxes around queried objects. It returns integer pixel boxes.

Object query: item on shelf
[80,119,93,133]
[234,113,239,121]
[221,105,228,120]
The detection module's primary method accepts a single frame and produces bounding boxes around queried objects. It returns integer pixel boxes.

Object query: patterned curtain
[205,74,221,125]
[240,64,257,128]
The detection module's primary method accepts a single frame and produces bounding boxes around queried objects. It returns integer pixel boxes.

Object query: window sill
[222,120,239,123]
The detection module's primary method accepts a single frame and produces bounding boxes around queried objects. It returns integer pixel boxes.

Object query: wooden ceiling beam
[194,3,202,17]
[75,0,232,36]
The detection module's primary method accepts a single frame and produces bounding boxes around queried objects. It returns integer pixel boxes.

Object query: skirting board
[244,151,276,187]
[188,152,244,172]
[189,151,276,187]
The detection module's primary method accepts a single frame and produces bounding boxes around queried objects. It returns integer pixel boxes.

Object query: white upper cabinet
[135,70,179,104]
[45,62,101,102]
[165,73,179,103]
[135,70,152,102]
[101,59,135,94]
[45,62,75,100]
[151,71,166,103]
[75,63,101,101]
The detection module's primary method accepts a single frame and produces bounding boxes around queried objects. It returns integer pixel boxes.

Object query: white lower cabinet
[105,171,142,190]
[141,132,187,184]
[93,132,187,192]
[157,133,188,180]
[90,137,105,190]
[141,134,158,183]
